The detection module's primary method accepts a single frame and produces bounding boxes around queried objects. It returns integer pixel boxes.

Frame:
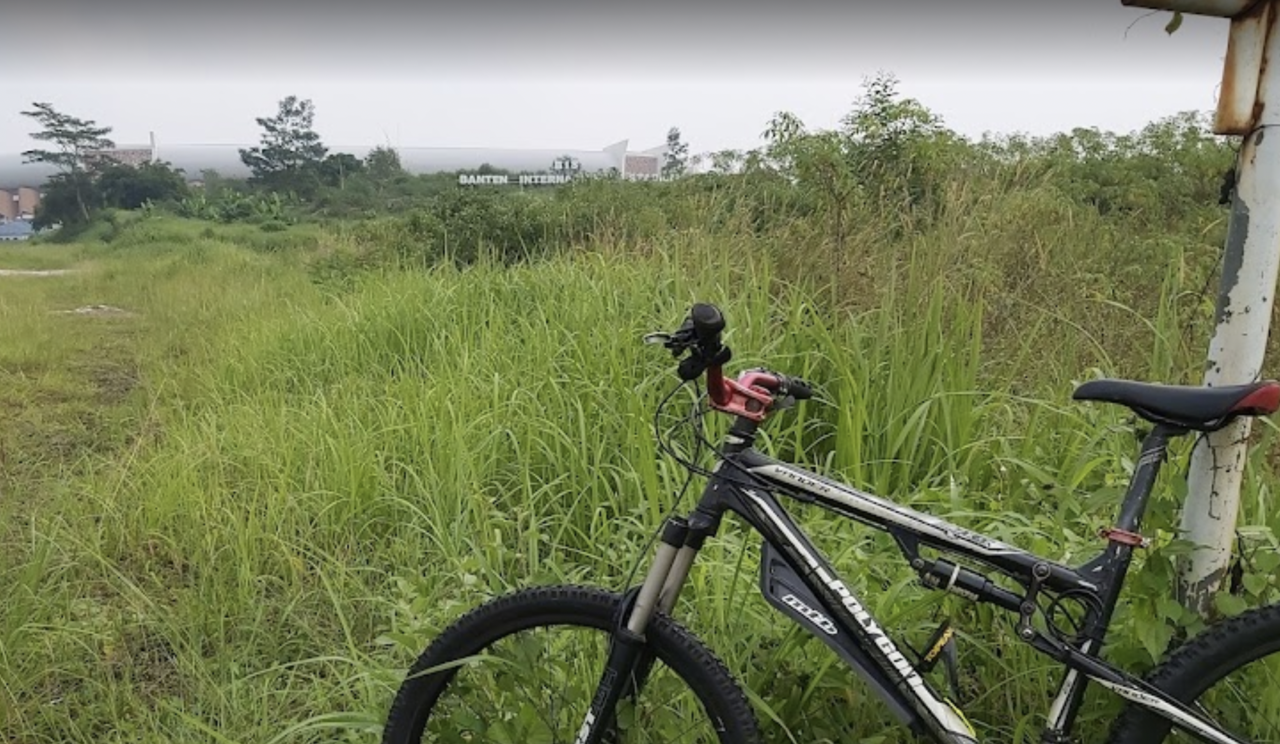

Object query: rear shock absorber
[918,558,1023,613]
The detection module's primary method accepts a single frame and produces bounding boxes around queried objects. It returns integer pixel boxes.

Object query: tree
[762,112,806,172]
[365,146,404,182]
[764,112,860,279]
[239,96,328,196]
[20,102,115,222]
[32,174,99,230]
[841,72,944,177]
[663,127,689,178]
[197,169,252,197]
[710,149,744,174]
[97,161,190,210]
[319,153,363,190]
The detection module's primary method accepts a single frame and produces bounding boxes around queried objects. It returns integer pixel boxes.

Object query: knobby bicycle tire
[1108,601,1280,743]
[381,584,762,744]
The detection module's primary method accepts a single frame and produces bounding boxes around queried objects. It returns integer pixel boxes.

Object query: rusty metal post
[1121,0,1280,614]
[1178,1,1280,616]
[1121,0,1253,15]
[1120,1,1280,616]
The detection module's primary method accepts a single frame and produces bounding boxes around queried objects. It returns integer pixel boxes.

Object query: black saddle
[1073,378,1280,432]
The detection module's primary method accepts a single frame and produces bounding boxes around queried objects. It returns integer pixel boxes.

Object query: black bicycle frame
[644,417,1251,744]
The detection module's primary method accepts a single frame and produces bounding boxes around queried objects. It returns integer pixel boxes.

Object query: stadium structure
[0,135,670,219]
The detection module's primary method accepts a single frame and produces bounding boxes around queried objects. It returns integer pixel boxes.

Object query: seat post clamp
[1100,527,1149,549]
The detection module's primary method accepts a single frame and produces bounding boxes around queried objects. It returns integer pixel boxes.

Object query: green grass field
[0,197,1277,743]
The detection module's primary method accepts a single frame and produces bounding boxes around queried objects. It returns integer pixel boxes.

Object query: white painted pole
[1179,1,1280,615]
[1118,1,1280,615]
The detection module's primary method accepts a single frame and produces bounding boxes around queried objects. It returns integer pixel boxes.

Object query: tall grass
[0,186,1274,743]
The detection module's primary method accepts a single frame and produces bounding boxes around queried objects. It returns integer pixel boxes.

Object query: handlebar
[689,303,730,405]
[689,303,725,348]
[783,375,814,402]
[648,303,813,421]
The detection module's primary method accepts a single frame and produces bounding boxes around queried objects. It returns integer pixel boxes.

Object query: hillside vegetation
[2,85,1277,743]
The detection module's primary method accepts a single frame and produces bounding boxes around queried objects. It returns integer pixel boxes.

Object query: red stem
[707,366,729,406]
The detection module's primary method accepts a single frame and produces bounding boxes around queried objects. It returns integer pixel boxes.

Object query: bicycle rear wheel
[1107,602,1280,743]
[381,585,761,744]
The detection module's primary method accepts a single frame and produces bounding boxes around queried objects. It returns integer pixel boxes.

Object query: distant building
[0,188,38,221]
[16,187,38,219]
[0,134,671,190]
[624,154,661,179]
[0,221,34,241]
[87,145,157,170]
[0,134,673,219]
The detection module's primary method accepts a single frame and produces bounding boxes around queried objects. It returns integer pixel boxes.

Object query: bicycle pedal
[916,620,964,703]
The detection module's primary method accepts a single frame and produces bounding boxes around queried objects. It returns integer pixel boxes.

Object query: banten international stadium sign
[458,155,584,186]
[458,173,575,186]
[455,155,672,186]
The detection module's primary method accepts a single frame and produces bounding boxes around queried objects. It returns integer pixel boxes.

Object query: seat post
[1114,424,1182,536]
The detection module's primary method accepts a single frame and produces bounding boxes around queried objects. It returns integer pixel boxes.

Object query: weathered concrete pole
[1123,0,1280,615]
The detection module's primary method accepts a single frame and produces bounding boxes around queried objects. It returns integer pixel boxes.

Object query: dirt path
[0,269,77,276]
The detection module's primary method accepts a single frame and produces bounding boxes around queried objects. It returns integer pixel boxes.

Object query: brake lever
[643,326,699,357]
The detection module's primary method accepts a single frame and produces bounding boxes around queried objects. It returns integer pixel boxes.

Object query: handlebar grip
[786,377,814,401]
[689,303,725,347]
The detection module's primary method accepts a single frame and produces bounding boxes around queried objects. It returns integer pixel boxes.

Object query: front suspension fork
[574,512,714,744]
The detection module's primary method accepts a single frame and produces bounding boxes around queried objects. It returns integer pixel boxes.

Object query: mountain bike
[382,302,1280,743]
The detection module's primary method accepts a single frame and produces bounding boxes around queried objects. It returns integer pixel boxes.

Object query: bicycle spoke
[415,619,729,744]
[623,668,716,743]
[513,628,595,741]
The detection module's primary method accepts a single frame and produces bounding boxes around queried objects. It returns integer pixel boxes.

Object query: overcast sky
[1,1,1232,155]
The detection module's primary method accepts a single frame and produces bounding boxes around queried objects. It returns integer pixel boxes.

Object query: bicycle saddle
[1073,378,1280,432]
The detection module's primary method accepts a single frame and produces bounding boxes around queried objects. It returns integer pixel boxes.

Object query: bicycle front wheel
[1108,602,1280,743]
[381,585,761,744]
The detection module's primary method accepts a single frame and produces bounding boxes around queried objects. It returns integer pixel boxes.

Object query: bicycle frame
[582,416,1254,744]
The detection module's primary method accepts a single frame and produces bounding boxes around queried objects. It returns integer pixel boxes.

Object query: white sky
[0,2,1231,155]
